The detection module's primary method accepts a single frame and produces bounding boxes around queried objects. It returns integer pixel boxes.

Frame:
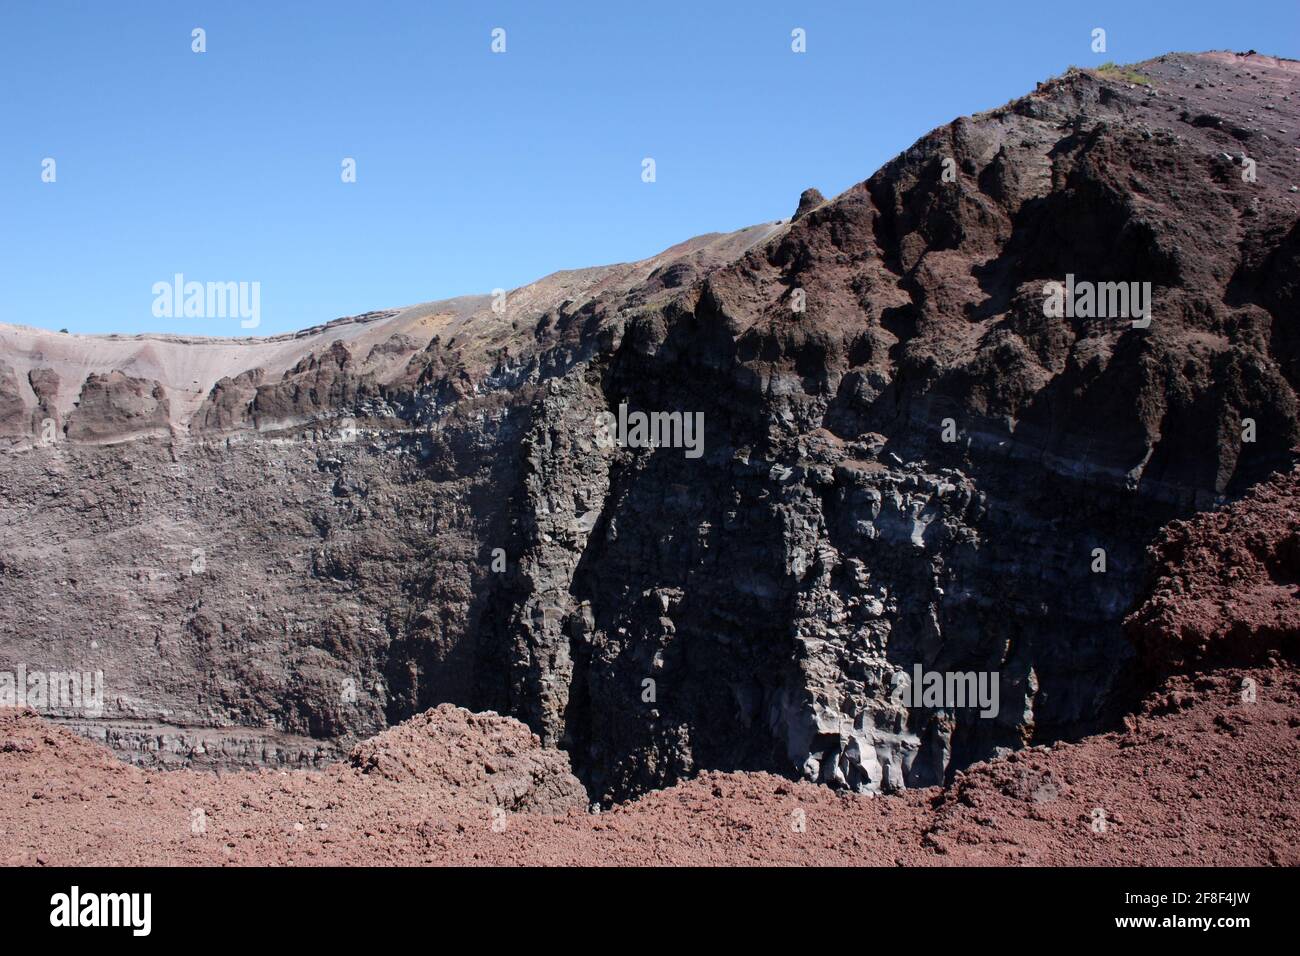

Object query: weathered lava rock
[792,187,826,221]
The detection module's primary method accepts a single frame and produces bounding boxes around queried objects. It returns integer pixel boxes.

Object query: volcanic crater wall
[0,52,1297,802]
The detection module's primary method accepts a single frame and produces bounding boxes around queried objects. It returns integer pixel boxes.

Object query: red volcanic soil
[1127,463,1300,674]
[3,464,1299,866]
[1,665,1296,866]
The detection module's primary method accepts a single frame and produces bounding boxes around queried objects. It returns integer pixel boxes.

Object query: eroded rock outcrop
[65,370,171,443]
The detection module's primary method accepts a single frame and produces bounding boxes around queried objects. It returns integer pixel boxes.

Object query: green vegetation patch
[1095,61,1152,86]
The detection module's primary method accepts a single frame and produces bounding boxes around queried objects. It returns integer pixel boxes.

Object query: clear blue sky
[1,1,1296,336]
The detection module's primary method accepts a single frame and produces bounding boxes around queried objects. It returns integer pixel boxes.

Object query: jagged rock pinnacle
[792,187,825,221]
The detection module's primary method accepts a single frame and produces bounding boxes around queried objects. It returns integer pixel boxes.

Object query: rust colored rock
[1126,462,1300,674]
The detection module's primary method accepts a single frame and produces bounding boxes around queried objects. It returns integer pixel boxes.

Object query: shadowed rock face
[0,52,1296,803]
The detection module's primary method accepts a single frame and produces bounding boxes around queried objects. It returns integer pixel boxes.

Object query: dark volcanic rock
[0,51,1297,803]
[792,188,826,222]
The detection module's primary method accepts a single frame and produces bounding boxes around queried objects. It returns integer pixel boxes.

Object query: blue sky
[1,1,1296,337]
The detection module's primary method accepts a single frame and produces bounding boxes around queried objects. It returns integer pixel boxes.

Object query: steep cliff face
[1,52,1296,802]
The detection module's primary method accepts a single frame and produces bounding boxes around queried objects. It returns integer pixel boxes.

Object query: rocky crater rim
[1,49,1297,806]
